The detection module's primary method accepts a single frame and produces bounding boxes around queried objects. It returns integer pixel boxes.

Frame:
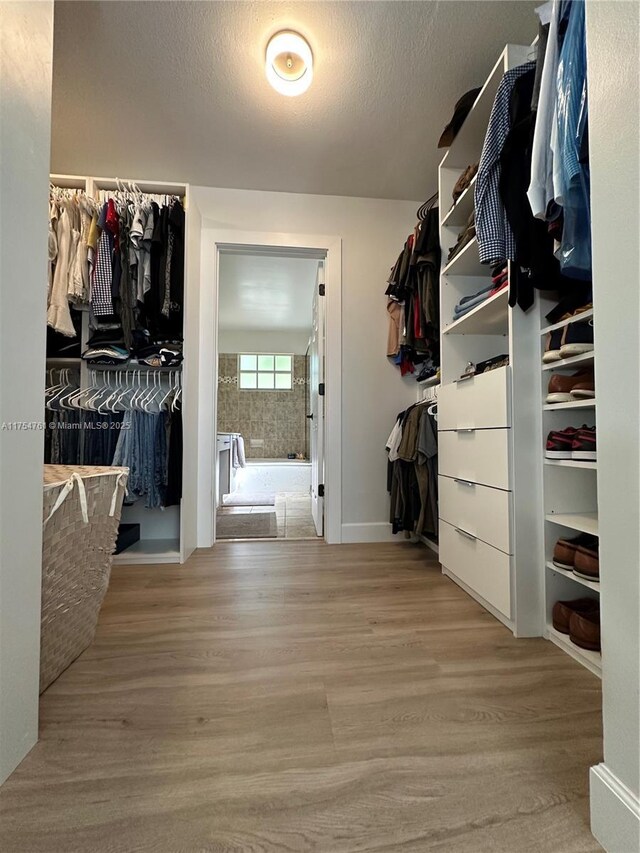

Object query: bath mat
[222,492,276,507]
[216,511,278,540]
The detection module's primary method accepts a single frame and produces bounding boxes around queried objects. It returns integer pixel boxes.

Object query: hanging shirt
[475,61,536,265]
[91,203,115,316]
[528,0,561,218]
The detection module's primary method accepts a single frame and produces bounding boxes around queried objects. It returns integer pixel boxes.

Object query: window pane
[240,354,257,371]
[240,372,257,389]
[275,372,292,390]
[257,372,274,389]
[275,355,292,371]
[257,355,274,371]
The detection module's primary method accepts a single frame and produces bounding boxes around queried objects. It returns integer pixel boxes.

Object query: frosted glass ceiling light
[266,31,313,96]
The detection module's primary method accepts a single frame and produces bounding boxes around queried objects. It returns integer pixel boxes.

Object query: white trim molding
[197,228,342,546]
[590,763,640,853]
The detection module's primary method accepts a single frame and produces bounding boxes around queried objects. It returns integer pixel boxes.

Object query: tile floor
[218,491,319,539]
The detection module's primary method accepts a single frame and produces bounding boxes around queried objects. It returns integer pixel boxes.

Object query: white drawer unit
[438,367,511,431]
[439,520,512,619]
[439,428,511,491]
[439,475,512,554]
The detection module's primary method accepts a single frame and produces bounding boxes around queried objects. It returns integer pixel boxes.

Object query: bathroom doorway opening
[214,249,327,542]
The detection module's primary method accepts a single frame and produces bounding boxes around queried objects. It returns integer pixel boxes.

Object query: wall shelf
[443,287,508,336]
[544,459,597,470]
[540,308,594,336]
[546,561,600,592]
[546,625,601,678]
[441,176,477,229]
[543,399,596,411]
[542,351,595,371]
[442,237,484,277]
[545,511,599,536]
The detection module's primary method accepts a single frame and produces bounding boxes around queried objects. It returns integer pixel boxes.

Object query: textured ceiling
[51,1,537,201]
[218,253,318,331]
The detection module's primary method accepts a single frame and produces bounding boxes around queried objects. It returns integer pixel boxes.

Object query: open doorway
[215,250,325,541]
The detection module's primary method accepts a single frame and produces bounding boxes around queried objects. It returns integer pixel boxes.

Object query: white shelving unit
[48,174,198,565]
[539,296,600,676]
[436,43,544,639]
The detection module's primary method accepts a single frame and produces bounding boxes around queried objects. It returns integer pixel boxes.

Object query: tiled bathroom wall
[218,354,308,458]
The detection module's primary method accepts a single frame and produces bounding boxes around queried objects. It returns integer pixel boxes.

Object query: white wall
[586,3,640,850]
[218,328,310,355]
[193,186,419,541]
[0,1,53,784]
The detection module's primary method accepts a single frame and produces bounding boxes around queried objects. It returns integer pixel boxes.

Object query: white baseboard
[340,523,401,543]
[590,763,640,852]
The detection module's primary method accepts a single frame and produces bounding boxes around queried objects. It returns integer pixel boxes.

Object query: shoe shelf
[443,286,509,336]
[540,308,594,336]
[441,176,477,229]
[543,399,596,411]
[546,561,600,592]
[544,458,597,470]
[546,624,602,678]
[545,511,599,536]
[542,351,595,371]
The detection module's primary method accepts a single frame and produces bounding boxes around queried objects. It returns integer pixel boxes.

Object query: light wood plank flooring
[0,541,603,852]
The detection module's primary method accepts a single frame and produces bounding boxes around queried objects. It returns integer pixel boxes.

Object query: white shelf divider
[546,561,600,592]
[542,351,595,371]
[546,625,602,678]
[543,399,596,411]
[443,287,509,336]
[545,511,599,536]
[540,308,594,336]
[544,459,597,470]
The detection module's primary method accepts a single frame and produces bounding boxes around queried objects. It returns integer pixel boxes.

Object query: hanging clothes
[474,61,536,266]
[386,403,438,537]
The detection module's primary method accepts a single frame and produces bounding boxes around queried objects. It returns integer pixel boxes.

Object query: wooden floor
[0,541,603,852]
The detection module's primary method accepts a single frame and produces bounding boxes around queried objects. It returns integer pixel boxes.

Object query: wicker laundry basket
[40,465,128,693]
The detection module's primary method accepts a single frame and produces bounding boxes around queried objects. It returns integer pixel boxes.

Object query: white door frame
[197,229,342,546]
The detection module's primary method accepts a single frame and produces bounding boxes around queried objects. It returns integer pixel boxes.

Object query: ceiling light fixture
[265,31,313,97]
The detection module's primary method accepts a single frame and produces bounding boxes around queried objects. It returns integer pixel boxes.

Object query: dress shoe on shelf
[553,533,599,569]
[574,541,600,582]
[552,598,600,634]
[569,609,601,652]
[571,426,597,461]
[546,426,579,458]
[569,375,595,399]
[543,329,564,363]
[559,319,594,358]
[546,369,594,403]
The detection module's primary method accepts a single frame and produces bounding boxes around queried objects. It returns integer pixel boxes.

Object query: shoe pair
[553,534,600,581]
[546,369,595,404]
[552,598,601,652]
[543,317,594,364]
[546,425,597,461]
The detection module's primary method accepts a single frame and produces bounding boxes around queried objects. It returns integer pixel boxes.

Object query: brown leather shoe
[570,609,601,651]
[552,597,600,634]
[546,369,594,404]
[574,543,600,582]
[552,534,598,569]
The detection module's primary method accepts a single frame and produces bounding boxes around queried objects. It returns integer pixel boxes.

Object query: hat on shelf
[438,88,481,148]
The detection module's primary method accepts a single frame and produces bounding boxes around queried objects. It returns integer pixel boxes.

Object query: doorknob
[306,414,314,419]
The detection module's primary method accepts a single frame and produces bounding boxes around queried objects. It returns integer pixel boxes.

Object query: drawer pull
[455,526,477,541]
[456,428,476,433]
[454,478,475,487]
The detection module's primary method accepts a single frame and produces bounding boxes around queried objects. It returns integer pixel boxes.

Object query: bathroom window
[238,354,293,390]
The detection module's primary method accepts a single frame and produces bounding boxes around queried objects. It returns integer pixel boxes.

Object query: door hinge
[318,484,325,498]
[319,382,325,396]
[318,283,326,296]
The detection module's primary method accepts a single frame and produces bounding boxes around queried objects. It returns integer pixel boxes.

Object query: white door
[309,262,325,536]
